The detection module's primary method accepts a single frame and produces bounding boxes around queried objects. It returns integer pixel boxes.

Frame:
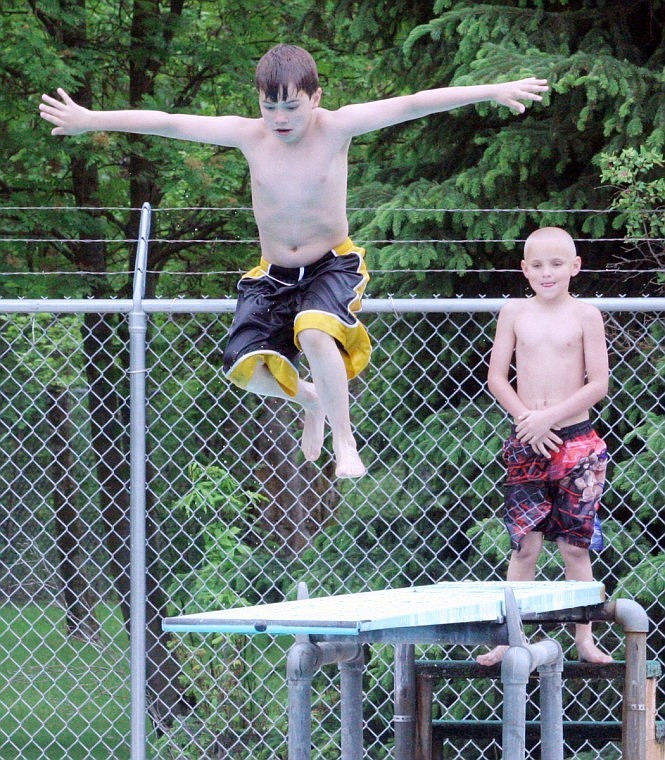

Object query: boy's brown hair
[255,44,320,101]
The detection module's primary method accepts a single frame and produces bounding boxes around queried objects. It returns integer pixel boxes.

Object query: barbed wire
[1,237,664,245]
[0,267,662,278]
[1,206,661,279]
[0,205,662,213]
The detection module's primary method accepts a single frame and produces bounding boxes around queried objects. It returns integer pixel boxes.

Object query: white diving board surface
[162,580,605,637]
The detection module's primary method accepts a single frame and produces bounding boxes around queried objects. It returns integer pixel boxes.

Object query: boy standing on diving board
[40,43,548,478]
[477,227,613,665]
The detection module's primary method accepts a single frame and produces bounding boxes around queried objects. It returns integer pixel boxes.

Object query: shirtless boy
[39,44,548,478]
[477,226,613,665]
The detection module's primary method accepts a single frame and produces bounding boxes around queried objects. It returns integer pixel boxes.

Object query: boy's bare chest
[515,317,583,355]
[247,142,347,203]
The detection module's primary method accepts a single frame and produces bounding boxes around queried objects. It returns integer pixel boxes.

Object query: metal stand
[165,580,646,760]
[286,583,364,760]
[501,586,564,760]
[285,585,564,760]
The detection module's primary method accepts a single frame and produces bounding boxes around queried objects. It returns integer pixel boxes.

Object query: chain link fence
[0,210,663,759]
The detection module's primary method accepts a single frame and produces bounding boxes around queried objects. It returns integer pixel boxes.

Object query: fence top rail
[0,296,664,315]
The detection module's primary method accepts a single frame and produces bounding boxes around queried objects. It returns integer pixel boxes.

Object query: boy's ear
[312,87,322,107]
[571,256,582,276]
[520,259,528,277]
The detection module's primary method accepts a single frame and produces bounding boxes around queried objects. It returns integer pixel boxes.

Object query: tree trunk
[46,384,101,642]
[82,308,192,724]
[253,398,339,556]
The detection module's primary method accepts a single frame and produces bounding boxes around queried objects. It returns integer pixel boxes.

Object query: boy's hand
[39,89,91,135]
[515,409,562,458]
[492,78,548,114]
[527,430,563,459]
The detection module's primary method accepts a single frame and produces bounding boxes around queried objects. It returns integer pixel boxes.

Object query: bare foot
[577,640,613,664]
[476,646,508,666]
[301,403,326,461]
[334,444,367,479]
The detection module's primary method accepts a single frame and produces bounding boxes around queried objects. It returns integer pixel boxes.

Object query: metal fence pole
[129,202,151,760]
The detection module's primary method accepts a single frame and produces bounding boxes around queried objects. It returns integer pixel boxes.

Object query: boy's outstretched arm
[336,77,548,137]
[39,88,247,147]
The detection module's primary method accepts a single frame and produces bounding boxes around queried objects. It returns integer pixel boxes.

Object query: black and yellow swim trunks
[223,238,371,397]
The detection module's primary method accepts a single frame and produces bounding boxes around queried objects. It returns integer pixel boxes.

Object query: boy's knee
[298,328,333,353]
[558,540,588,560]
[514,531,543,560]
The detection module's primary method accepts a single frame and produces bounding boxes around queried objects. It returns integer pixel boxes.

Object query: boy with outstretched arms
[477,226,613,665]
[40,44,548,478]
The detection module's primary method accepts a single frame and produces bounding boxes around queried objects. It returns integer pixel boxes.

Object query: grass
[0,601,132,759]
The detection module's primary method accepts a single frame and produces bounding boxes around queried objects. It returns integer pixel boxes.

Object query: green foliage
[611,414,665,520]
[0,313,85,390]
[404,401,506,508]
[576,750,621,760]
[599,146,665,236]
[598,144,665,291]
[340,1,665,297]
[161,462,292,758]
[599,519,655,575]
[615,552,665,608]
[602,315,663,540]
[285,466,423,594]
[166,462,266,612]
[466,516,511,566]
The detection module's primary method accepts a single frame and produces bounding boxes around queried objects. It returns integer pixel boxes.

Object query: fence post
[130,202,151,760]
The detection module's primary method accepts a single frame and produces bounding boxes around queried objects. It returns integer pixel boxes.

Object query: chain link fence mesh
[1,294,662,759]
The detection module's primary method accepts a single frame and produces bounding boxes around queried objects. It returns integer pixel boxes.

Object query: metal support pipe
[613,599,649,760]
[535,641,564,760]
[286,639,364,760]
[501,646,531,759]
[287,641,321,760]
[394,644,416,760]
[500,637,564,760]
[339,646,365,760]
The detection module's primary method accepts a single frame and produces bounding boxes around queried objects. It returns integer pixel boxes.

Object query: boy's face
[521,236,581,300]
[259,84,322,144]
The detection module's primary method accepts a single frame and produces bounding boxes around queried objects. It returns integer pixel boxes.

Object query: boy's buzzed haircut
[255,44,319,101]
[524,226,576,258]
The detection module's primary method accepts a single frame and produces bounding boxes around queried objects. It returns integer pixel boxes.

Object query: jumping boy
[477,226,613,665]
[39,44,548,478]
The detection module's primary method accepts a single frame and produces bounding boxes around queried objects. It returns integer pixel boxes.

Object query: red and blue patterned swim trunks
[502,420,607,551]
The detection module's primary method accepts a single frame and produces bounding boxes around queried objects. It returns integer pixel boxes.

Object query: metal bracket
[504,586,527,647]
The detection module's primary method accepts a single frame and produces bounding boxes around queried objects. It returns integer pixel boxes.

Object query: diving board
[162,580,647,760]
[162,580,606,637]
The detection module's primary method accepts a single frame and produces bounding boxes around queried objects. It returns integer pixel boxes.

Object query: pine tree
[316,0,665,297]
